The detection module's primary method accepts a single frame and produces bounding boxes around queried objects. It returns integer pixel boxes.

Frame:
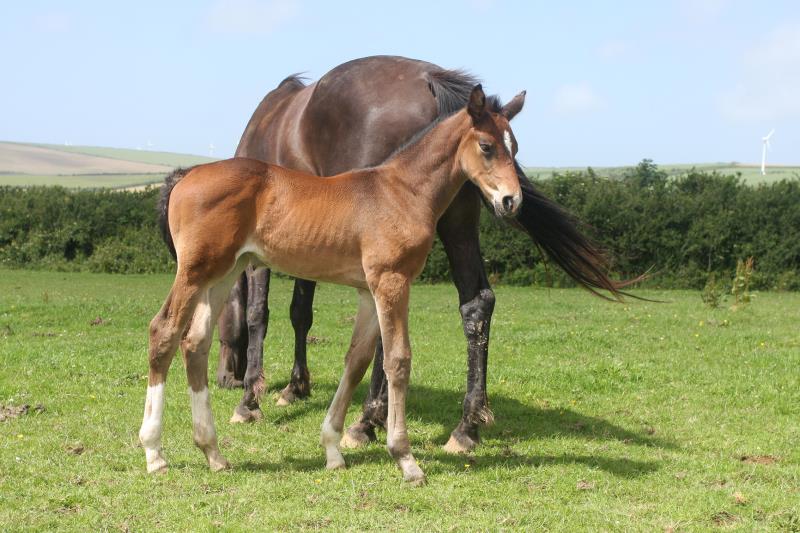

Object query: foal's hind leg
[320,290,380,470]
[182,276,240,471]
[139,274,202,473]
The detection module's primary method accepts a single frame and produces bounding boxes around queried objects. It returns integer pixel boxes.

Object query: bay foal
[139,85,525,483]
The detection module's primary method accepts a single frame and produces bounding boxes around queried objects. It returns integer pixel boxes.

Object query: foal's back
[169,158,412,288]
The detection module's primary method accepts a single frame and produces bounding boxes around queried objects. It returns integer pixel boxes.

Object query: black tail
[158,167,194,260]
[512,163,644,301]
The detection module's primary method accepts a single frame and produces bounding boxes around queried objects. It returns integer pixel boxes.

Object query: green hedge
[2,161,799,290]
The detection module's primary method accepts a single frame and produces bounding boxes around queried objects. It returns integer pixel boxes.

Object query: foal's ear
[467,84,486,121]
[501,90,526,120]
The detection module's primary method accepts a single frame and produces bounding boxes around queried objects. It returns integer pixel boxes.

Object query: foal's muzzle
[494,191,522,218]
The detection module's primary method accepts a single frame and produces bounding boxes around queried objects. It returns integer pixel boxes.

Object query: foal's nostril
[502,195,514,213]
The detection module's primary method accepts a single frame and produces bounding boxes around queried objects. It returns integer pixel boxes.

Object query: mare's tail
[158,167,194,260]
[513,162,644,300]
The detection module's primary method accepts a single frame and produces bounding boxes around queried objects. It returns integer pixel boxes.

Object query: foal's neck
[382,111,470,222]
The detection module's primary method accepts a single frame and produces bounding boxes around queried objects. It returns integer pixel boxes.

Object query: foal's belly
[237,237,368,289]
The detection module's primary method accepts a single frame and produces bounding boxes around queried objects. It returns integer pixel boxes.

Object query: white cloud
[596,39,629,61]
[718,23,800,121]
[31,11,72,33]
[677,0,728,23]
[205,0,300,34]
[552,83,604,115]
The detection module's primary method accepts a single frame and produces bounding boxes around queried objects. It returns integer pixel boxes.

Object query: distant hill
[2,141,797,188]
[0,141,216,188]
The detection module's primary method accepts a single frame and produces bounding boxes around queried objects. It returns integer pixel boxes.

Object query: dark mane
[383,69,504,162]
[277,73,307,91]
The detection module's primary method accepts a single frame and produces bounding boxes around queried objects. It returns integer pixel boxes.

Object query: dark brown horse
[214,56,626,453]
[142,85,524,483]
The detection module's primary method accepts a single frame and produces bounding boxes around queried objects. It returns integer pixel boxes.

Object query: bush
[1,163,799,290]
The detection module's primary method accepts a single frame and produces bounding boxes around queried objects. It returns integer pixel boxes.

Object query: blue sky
[1,1,798,166]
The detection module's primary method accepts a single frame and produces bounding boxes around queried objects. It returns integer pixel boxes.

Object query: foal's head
[458,84,526,217]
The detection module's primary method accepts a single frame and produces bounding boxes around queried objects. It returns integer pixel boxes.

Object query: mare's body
[217,56,624,452]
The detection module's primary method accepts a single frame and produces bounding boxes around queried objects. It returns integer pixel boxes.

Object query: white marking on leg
[503,130,513,156]
[321,385,346,469]
[139,383,167,472]
[189,387,216,449]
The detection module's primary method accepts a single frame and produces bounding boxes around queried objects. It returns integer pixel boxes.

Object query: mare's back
[238,56,441,176]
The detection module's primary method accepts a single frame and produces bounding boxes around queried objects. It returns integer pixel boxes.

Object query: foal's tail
[158,167,194,260]
[512,162,644,301]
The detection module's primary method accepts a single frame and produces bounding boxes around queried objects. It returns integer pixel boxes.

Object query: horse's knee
[382,354,411,384]
[459,288,495,341]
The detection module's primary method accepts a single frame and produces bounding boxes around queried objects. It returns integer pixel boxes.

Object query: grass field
[1,270,799,531]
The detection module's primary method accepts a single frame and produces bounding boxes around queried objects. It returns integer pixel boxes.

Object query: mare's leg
[320,290,380,470]
[139,273,202,473]
[230,266,270,423]
[182,276,241,471]
[277,279,316,406]
[340,341,386,447]
[439,185,496,454]
[372,273,424,485]
[216,272,248,388]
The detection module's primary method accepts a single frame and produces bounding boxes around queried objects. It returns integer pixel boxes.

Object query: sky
[1,1,798,167]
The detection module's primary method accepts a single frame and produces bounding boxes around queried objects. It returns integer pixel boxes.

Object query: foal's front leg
[372,273,425,485]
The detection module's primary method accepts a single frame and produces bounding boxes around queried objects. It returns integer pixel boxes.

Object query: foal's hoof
[229,405,262,424]
[443,433,477,454]
[404,472,427,487]
[326,457,347,470]
[146,457,168,474]
[209,456,231,472]
[340,422,376,449]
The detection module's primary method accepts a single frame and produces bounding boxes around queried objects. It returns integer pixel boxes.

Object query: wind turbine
[761,129,774,176]
[146,139,154,151]
[208,142,215,157]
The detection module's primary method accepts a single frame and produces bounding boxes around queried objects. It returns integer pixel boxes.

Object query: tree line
[2,161,798,290]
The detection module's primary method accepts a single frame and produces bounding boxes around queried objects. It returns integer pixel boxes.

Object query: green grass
[1,270,798,531]
[0,173,164,188]
[525,163,800,185]
[33,143,217,168]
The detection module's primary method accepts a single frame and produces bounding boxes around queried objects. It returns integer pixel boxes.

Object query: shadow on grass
[215,380,671,478]
[232,447,658,479]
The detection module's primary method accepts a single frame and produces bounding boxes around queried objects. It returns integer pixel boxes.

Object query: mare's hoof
[443,434,477,454]
[217,374,243,389]
[276,384,299,406]
[340,424,375,449]
[230,406,262,424]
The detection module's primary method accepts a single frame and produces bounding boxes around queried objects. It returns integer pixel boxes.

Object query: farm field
[0,142,215,189]
[0,270,799,531]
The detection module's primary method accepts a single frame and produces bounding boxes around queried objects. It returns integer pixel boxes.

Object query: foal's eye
[479,142,492,154]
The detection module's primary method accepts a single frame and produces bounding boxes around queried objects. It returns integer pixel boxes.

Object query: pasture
[1,270,798,531]
[0,142,215,189]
